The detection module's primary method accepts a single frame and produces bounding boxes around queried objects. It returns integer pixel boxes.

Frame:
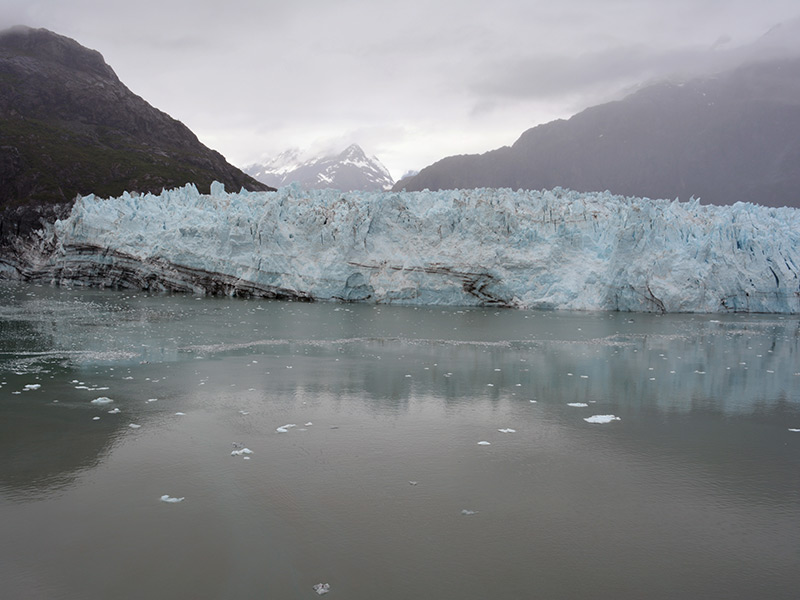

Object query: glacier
[3,181,799,313]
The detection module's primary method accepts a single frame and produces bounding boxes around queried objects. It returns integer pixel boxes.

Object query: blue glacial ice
[16,182,800,313]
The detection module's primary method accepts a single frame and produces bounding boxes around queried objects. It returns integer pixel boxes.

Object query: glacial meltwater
[1,282,798,600]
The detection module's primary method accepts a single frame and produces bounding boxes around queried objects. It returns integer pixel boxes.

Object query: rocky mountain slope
[396,57,800,208]
[0,26,270,244]
[245,144,394,191]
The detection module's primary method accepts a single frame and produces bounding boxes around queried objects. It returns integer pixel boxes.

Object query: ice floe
[276,424,296,433]
[107,408,121,414]
[477,441,491,446]
[498,428,516,433]
[231,448,253,457]
[91,397,113,404]
[568,403,589,407]
[23,383,41,390]
[789,428,800,432]
[128,423,141,429]
[160,495,184,503]
[584,415,621,424]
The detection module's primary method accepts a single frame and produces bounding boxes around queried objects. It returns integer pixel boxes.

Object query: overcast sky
[3,0,800,179]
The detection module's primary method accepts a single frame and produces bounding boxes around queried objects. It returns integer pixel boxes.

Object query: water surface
[1,283,798,599]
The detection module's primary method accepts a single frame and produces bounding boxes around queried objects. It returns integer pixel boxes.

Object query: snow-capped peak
[243,144,394,191]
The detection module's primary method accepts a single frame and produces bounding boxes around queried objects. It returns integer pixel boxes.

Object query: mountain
[245,144,394,191]
[0,26,271,244]
[395,56,800,208]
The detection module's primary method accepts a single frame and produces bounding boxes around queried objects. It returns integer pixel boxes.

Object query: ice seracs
[12,183,800,313]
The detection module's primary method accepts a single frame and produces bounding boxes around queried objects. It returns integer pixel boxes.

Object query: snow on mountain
[8,183,799,314]
[244,144,394,191]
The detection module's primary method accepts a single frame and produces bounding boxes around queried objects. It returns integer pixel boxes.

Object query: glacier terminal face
[5,183,800,313]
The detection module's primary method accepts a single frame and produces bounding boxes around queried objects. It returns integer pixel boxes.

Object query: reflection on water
[0,283,799,600]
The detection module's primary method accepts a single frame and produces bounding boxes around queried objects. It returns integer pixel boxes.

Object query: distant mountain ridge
[0,26,270,244]
[245,144,394,191]
[396,56,800,208]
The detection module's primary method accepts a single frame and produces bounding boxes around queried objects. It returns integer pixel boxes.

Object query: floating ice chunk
[568,403,589,407]
[108,408,121,414]
[498,428,516,433]
[276,424,296,433]
[584,415,621,424]
[461,509,478,515]
[529,400,537,403]
[305,422,313,426]
[147,398,158,403]
[409,481,418,485]
[231,448,253,456]
[92,416,100,421]
[477,441,491,446]
[312,583,330,595]
[91,397,113,404]
[128,423,141,429]
[789,428,800,432]
[160,495,184,503]
[239,410,249,415]
[23,384,41,390]
[175,412,186,416]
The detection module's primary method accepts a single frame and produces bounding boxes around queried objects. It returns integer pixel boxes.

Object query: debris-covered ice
[584,415,621,424]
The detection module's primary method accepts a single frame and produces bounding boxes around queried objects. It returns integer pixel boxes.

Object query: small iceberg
[584,415,621,424]
[498,428,516,433]
[128,423,141,429]
[91,397,113,405]
[160,495,184,503]
[276,424,296,433]
[477,441,491,446]
[313,583,330,595]
[23,384,41,390]
[568,402,589,407]
[231,448,253,457]
[108,408,121,414]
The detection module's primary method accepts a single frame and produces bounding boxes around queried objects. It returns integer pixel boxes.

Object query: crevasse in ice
[38,182,800,312]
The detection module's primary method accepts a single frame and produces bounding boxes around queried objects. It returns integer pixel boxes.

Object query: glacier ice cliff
[2,182,799,313]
